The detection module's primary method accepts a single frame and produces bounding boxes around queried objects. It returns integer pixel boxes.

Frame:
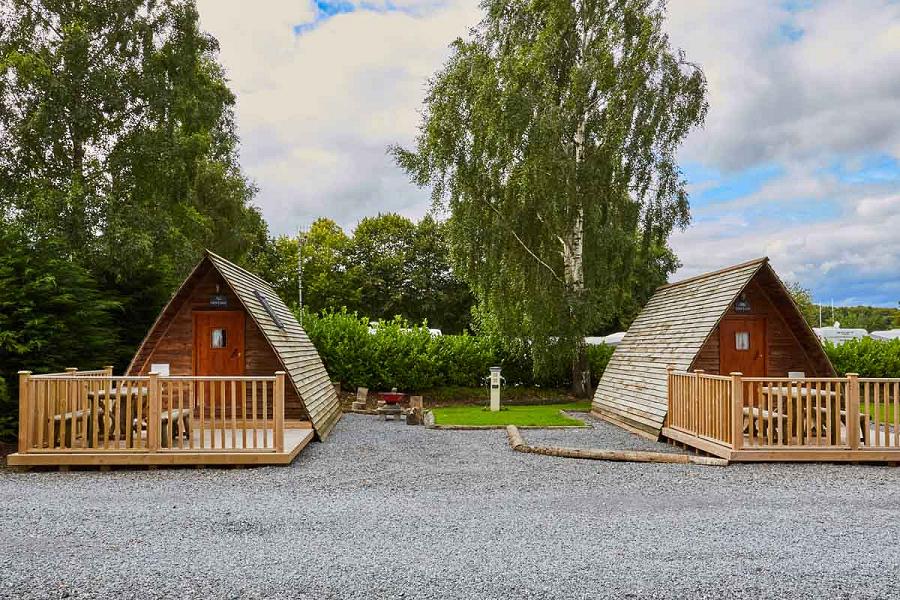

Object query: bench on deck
[742,406,782,439]
[52,409,97,448]
[134,408,193,447]
[743,405,869,444]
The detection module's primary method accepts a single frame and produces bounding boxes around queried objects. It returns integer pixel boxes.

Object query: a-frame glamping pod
[127,250,342,441]
[592,257,834,440]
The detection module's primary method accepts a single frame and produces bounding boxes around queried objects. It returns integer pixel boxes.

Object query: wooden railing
[17,370,285,455]
[741,377,852,448]
[667,370,735,447]
[667,369,900,456]
[859,378,900,449]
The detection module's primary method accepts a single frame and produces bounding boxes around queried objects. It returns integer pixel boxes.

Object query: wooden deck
[7,426,314,467]
[663,369,900,463]
[9,370,317,468]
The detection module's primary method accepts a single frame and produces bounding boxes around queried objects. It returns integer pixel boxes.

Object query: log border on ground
[505,425,728,467]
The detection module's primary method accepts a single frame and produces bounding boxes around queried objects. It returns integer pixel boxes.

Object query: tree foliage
[787,282,899,332]
[0,0,266,370]
[249,214,474,333]
[0,222,119,438]
[393,0,707,393]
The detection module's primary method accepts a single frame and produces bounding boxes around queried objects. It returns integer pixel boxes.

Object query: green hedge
[301,309,615,391]
[825,338,900,377]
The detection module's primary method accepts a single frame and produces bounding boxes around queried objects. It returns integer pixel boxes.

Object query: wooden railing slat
[241,381,247,450]
[199,380,206,450]
[231,380,238,450]
[894,381,900,448]
[262,382,268,448]
[220,380,227,449]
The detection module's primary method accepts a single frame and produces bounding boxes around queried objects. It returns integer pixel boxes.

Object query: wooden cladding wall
[691,280,823,378]
[127,268,308,420]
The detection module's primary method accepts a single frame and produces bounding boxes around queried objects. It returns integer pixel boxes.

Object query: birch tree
[393,0,707,395]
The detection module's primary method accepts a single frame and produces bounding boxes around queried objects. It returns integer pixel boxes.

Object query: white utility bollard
[489,367,502,412]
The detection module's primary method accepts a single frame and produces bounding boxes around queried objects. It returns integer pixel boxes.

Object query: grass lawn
[431,402,592,427]
[863,402,897,425]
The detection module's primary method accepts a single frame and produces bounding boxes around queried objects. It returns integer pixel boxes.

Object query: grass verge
[863,402,896,425]
[431,402,591,427]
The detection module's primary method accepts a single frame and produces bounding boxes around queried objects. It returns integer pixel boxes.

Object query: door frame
[718,315,767,377]
[192,310,246,376]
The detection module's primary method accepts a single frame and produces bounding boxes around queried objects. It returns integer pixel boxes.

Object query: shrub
[825,338,900,377]
[301,308,616,391]
[0,376,12,440]
[587,343,615,386]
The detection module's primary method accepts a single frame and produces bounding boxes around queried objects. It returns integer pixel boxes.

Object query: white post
[297,224,308,326]
[489,367,502,412]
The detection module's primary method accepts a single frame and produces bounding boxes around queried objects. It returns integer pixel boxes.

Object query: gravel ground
[2,414,900,599]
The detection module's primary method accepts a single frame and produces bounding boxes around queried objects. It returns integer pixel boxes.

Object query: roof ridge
[205,249,279,293]
[657,257,768,291]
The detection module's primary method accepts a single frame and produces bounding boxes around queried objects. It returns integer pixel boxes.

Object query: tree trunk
[564,116,590,397]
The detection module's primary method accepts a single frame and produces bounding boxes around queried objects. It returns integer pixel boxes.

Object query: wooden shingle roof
[591,258,768,438]
[206,251,341,440]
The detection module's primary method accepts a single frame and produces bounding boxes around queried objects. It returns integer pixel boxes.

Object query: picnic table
[85,387,191,447]
[747,385,867,445]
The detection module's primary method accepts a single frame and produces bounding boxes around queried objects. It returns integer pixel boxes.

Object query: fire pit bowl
[378,391,406,405]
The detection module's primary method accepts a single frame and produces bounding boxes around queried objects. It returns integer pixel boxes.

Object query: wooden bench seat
[155,408,193,447]
[52,409,96,448]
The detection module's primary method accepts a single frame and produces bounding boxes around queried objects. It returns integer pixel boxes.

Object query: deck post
[274,372,286,453]
[65,368,78,445]
[847,373,860,450]
[665,365,675,428]
[693,370,704,435]
[104,365,114,377]
[148,372,160,451]
[731,372,743,451]
[17,371,31,453]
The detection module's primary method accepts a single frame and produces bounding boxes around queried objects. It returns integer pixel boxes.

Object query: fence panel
[18,373,283,455]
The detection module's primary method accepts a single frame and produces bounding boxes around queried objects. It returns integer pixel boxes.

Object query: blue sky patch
[294,0,415,35]
[685,163,784,207]
[825,153,900,184]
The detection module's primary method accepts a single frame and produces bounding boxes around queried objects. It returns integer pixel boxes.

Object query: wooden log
[506,424,526,450]
[505,425,728,466]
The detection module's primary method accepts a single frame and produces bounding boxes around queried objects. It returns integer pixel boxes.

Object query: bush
[301,309,616,391]
[0,376,12,440]
[587,343,615,386]
[825,338,900,377]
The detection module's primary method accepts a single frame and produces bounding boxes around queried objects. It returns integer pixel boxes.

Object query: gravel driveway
[2,413,899,599]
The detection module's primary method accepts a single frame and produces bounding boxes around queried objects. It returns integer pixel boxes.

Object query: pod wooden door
[719,317,766,378]
[194,311,245,376]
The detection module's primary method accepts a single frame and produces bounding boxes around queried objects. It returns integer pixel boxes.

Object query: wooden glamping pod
[592,258,900,463]
[9,250,340,468]
[127,250,342,440]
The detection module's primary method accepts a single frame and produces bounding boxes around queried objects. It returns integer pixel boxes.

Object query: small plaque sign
[210,293,228,308]
[734,293,751,313]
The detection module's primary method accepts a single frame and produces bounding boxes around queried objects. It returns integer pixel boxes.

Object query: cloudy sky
[196,0,900,308]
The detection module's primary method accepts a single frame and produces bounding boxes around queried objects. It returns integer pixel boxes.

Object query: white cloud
[671,191,900,305]
[664,0,900,306]
[196,0,899,306]
[196,0,480,231]
[667,0,900,170]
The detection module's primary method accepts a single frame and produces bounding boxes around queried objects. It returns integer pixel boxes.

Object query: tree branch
[479,197,564,284]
